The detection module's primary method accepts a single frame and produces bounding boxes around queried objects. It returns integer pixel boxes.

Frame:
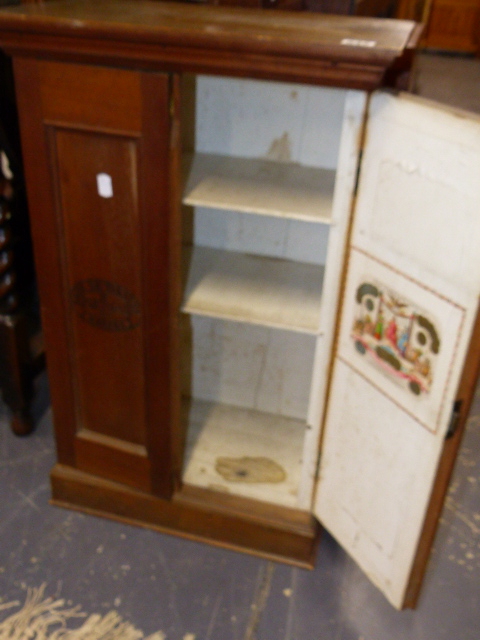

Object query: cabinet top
[0,0,419,89]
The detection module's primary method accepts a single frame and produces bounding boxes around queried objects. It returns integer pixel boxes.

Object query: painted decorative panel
[337,248,466,434]
[351,279,440,396]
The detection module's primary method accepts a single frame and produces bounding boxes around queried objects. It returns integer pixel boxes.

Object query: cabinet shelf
[183,152,336,223]
[182,399,306,508]
[182,246,324,333]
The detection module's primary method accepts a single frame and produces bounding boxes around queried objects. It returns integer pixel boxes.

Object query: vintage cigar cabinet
[1,0,479,610]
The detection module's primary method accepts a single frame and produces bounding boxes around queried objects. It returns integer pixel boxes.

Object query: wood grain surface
[0,0,418,88]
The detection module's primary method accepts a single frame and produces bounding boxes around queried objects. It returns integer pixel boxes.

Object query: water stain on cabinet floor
[215,456,286,483]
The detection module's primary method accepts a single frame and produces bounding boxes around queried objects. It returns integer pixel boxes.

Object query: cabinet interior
[179,74,349,508]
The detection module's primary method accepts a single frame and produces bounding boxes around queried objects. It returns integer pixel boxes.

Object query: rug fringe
[0,585,166,640]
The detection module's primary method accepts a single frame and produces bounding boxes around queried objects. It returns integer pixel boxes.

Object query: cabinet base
[50,464,320,568]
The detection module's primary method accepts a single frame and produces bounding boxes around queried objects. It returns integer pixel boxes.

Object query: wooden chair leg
[0,311,35,435]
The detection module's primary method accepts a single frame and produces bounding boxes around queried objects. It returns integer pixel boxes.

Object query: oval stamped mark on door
[215,457,286,483]
[72,278,141,332]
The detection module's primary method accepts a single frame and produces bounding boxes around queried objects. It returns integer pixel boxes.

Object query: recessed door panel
[55,129,146,446]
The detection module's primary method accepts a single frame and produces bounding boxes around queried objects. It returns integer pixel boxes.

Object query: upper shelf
[183,153,335,224]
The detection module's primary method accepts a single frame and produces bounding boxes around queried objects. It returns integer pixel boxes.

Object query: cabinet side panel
[53,129,146,446]
[12,57,77,465]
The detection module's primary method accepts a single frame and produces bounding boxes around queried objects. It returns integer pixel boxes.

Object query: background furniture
[210,0,396,15]
[0,48,44,436]
[0,0,401,13]
[305,1,395,15]
[397,0,480,53]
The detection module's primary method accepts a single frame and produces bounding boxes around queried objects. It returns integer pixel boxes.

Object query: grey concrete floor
[1,373,479,639]
[1,53,480,639]
[415,52,480,113]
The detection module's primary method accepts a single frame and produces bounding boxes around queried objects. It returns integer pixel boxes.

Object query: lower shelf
[182,399,307,508]
[50,464,320,568]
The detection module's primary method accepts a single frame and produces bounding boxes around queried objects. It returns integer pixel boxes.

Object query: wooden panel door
[315,92,480,608]
[13,59,181,497]
[425,0,480,52]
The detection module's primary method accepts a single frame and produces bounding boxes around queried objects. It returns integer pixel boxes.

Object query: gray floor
[1,53,480,639]
[415,52,480,113]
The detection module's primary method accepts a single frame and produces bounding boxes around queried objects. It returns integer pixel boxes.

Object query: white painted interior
[181,316,315,421]
[182,399,306,507]
[179,76,363,513]
[299,90,367,507]
[190,75,347,168]
[190,207,330,266]
[353,93,480,302]
[316,362,447,605]
[183,153,336,223]
[182,246,325,333]
[315,92,480,608]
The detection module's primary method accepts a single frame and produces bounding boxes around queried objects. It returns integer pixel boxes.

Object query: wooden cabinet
[1,0,479,611]
[425,0,480,52]
[397,0,480,52]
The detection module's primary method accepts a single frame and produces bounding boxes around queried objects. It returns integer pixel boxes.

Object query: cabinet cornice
[0,0,417,89]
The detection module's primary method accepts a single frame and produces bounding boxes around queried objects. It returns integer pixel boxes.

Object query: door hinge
[353,149,363,196]
[314,452,322,480]
[446,400,463,439]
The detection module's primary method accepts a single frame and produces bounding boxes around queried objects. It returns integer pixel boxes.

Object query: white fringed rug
[0,585,166,640]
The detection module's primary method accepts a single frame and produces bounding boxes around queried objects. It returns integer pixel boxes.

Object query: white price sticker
[341,38,377,48]
[96,173,113,198]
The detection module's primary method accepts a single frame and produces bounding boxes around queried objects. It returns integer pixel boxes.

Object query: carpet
[0,585,166,640]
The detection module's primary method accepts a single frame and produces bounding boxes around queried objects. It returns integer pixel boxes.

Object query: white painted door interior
[315,92,480,608]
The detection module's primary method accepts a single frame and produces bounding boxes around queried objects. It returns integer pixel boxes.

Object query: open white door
[314,92,480,608]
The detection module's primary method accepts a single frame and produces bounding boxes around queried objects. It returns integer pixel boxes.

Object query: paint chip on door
[97,172,113,198]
